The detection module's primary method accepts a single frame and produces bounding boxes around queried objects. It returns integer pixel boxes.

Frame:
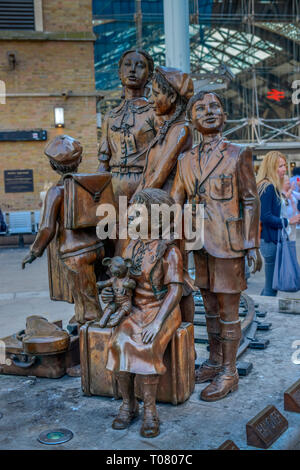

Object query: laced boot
[140,375,160,438]
[200,320,241,401]
[112,372,139,430]
[195,314,222,384]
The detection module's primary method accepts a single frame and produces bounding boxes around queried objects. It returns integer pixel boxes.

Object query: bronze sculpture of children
[98,49,155,203]
[22,135,105,325]
[171,92,262,401]
[105,188,183,438]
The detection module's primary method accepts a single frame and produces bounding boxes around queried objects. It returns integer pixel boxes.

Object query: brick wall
[0,0,98,212]
[0,41,95,93]
[43,0,94,33]
[0,96,98,211]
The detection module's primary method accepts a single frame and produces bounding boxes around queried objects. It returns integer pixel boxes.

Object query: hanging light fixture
[54,107,64,128]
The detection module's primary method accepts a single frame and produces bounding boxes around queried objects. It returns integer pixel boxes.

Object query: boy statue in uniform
[171,92,262,401]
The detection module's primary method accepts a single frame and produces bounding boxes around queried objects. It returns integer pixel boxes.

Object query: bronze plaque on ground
[284,379,300,413]
[246,405,288,449]
[218,440,240,450]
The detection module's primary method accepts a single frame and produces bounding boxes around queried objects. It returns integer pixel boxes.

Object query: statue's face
[191,94,225,135]
[119,51,149,89]
[151,79,176,116]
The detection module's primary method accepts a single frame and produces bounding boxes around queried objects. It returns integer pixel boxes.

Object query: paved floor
[1,244,300,450]
[0,247,74,337]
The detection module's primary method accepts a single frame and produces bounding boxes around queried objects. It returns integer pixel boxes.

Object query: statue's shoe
[195,361,222,384]
[112,402,139,430]
[140,410,160,438]
[200,370,239,401]
[66,364,81,377]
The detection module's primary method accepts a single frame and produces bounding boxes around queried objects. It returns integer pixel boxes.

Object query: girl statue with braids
[131,66,196,324]
[98,49,156,203]
[105,188,184,439]
[132,66,194,196]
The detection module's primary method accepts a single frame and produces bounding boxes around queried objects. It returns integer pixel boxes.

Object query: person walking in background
[289,166,300,214]
[290,166,300,192]
[257,151,300,296]
[282,175,300,242]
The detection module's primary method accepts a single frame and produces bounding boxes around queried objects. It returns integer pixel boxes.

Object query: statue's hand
[100,287,114,304]
[22,252,36,269]
[99,310,111,328]
[246,248,262,274]
[107,310,126,328]
[142,320,162,344]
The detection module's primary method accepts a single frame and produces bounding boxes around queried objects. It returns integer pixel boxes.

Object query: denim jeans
[260,239,277,296]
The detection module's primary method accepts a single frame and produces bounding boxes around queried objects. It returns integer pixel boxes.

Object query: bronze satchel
[64,172,115,229]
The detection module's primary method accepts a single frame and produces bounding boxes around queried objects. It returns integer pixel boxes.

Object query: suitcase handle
[16,329,25,341]
[11,354,37,368]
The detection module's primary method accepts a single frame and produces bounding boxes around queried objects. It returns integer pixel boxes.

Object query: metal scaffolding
[93,0,300,151]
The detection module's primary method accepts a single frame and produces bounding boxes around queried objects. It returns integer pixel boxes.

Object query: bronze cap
[155,66,194,100]
[44,135,82,165]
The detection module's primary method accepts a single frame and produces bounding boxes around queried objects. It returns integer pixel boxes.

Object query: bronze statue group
[22,49,262,439]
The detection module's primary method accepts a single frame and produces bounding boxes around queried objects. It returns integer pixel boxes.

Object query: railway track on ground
[193,292,271,374]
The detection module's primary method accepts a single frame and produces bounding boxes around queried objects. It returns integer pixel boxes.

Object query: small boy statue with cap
[22,135,104,325]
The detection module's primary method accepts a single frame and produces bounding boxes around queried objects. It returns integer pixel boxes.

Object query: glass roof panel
[256,22,300,43]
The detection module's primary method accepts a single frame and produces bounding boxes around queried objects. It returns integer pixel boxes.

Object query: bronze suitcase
[80,323,119,398]
[64,172,115,230]
[80,321,195,404]
[0,319,79,379]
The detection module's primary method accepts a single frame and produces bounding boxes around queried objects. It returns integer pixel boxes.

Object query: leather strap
[110,166,143,174]
[60,242,104,260]
[82,320,96,396]
[219,319,241,325]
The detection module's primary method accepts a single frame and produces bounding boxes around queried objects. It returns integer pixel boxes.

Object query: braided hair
[153,70,187,145]
[132,188,177,238]
[132,187,176,208]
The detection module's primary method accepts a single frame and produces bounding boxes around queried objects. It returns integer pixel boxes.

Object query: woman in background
[256,151,300,296]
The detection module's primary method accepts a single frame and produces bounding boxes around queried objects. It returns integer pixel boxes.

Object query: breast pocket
[209,174,233,200]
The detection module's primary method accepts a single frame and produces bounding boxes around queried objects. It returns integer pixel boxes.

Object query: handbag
[272,227,300,292]
[63,172,115,229]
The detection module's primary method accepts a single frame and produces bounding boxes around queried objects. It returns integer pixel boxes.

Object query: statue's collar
[110,97,151,117]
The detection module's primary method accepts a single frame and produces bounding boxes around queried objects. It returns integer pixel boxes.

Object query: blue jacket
[260,184,288,243]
